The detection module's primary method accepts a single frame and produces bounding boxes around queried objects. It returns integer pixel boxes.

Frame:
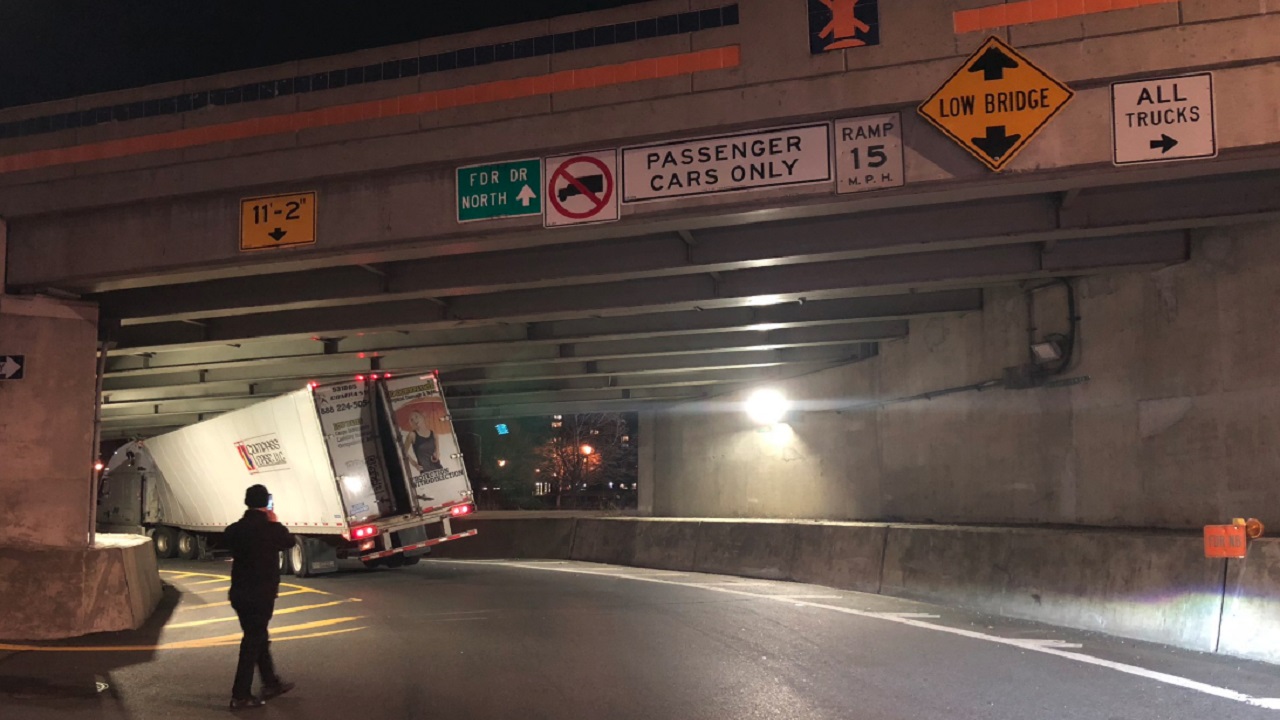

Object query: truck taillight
[352,525,379,539]
[450,504,474,517]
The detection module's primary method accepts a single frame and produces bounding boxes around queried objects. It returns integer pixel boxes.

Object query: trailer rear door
[312,380,397,523]
[379,375,474,515]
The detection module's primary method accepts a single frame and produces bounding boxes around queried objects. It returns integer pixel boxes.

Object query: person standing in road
[224,483,297,710]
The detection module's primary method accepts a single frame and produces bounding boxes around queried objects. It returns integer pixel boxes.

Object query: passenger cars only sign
[621,124,832,202]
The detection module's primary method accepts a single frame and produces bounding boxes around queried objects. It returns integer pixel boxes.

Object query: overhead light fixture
[1031,340,1063,363]
[745,388,790,426]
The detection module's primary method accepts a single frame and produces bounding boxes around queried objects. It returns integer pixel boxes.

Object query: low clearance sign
[621,124,832,202]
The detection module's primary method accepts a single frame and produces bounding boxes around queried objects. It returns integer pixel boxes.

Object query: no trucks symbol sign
[543,151,619,228]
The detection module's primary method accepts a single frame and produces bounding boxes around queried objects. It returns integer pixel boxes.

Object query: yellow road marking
[192,584,231,593]
[159,570,229,580]
[179,616,366,646]
[165,599,361,630]
[184,577,231,586]
[191,626,367,647]
[0,616,365,653]
[281,582,330,595]
[175,588,316,612]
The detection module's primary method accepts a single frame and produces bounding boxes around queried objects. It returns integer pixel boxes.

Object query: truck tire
[278,549,294,576]
[290,539,311,579]
[152,526,178,559]
[177,531,200,560]
[401,556,421,567]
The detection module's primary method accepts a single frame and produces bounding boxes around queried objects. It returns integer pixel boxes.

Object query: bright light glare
[580,444,594,455]
[341,475,365,494]
[497,459,507,468]
[745,388,790,425]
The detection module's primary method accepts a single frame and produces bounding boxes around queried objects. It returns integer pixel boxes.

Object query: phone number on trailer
[319,400,370,415]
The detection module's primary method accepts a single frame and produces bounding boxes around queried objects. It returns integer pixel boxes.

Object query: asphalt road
[1,558,1278,719]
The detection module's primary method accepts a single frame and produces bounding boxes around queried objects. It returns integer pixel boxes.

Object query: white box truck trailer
[97,373,477,575]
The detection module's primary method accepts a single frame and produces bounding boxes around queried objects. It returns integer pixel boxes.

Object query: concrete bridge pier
[0,221,160,640]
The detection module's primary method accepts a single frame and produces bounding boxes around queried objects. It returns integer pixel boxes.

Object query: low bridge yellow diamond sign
[918,37,1074,172]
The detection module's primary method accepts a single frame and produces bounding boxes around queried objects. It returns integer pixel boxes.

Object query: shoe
[229,696,265,711]
[262,680,296,700]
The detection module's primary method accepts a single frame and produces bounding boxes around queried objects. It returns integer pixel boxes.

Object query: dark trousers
[231,597,280,699]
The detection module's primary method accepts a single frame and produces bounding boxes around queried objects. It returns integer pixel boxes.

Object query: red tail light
[352,525,379,539]
[450,504,474,517]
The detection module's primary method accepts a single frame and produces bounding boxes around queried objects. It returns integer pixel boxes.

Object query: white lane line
[695,581,772,587]
[592,569,690,578]
[867,612,942,619]
[439,560,1280,711]
[772,594,842,600]
[1017,639,1085,650]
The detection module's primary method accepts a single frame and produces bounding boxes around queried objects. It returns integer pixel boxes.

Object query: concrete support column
[0,290,163,641]
[637,410,657,516]
[0,293,100,548]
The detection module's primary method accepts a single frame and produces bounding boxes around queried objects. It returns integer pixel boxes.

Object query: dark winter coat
[223,509,295,603]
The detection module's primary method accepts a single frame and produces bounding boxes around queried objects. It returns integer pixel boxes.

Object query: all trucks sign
[621,124,833,202]
[313,381,394,523]
[381,375,471,511]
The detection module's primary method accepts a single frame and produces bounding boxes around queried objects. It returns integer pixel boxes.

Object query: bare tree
[534,413,636,508]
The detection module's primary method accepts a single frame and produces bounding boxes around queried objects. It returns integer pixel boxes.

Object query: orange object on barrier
[1243,518,1266,539]
[1204,524,1248,559]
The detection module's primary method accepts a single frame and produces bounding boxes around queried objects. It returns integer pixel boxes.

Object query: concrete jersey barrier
[438,516,1280,666]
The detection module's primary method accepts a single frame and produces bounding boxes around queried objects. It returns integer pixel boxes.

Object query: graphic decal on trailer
[385,380,466,489]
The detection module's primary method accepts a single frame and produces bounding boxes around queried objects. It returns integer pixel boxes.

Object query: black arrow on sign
[1150,134,1178,154]
[971,126,1022,161]
[268,228,287,242]
[967,47,1019,81]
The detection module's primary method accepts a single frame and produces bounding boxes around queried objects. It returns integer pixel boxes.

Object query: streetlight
[744,388,790,425]
[497,459,507,468]
[580,444,594,455]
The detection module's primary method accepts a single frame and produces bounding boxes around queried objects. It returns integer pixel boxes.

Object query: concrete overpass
[2,0,1280,671]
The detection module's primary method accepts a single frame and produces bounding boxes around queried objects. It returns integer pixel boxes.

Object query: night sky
[0,1,650,109]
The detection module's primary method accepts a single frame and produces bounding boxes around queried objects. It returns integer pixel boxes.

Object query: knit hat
[245,484,270,509]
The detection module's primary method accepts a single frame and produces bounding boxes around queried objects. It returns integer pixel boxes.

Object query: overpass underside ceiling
[78,166,1280,439]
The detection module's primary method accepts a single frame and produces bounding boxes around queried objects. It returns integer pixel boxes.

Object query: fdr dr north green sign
[456,159,542,223]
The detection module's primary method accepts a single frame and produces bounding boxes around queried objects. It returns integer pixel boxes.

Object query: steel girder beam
[91,169,1280,326]
[102,291,949,371]
[96,196,1057,325]
[100,394,692,437]
[102,363,811,411]
[104,289,978,365]
[102,343,874,395]
[101,384,710,421]
[107,232,1184,351]
[104,321,902,382]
